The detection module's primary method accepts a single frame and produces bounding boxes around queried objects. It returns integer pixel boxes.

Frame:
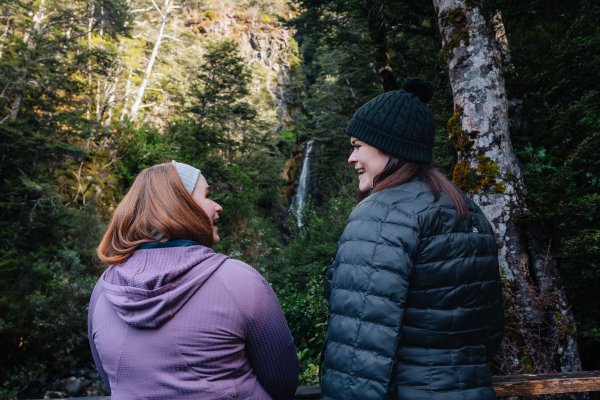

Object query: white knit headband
[171,160,201,194]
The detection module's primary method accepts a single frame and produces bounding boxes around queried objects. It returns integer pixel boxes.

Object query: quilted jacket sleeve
[321,197,420,400]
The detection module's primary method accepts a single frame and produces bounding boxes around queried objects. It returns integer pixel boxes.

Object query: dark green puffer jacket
[322,179,504,400]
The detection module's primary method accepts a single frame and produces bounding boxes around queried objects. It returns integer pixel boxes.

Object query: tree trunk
[95,25,126,125]
[490,9,513,72]
[87,0,95,122]
[0,12,11,60]
[129,0,174,122]
[120,68,133,122]
[365,0,398,92]
[102,68,121,126]
[433,0,582,375]
[7,0,46,122]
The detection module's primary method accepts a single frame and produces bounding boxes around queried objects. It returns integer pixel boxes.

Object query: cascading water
[291,139,315,227]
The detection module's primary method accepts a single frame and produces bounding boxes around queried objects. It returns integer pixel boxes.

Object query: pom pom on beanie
[402,77,434,103]
[346,77,435,163]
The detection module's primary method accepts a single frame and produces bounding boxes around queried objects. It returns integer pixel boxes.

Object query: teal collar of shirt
[138,239,198,249]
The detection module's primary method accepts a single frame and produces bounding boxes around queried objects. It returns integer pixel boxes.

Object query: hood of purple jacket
[100,244,228,329]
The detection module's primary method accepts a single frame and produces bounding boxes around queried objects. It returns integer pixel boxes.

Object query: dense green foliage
[0,1,124,396]
[1,0,599,398]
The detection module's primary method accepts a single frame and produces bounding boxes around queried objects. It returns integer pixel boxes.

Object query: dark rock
[85,370,99,380]
[65,377,83,396]
[16,380,46,399]
[43,391,68,398]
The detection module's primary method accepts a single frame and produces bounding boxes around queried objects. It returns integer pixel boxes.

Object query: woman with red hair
[89,161,299,400]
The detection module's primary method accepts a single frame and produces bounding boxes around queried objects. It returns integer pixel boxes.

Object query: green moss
[439,7,470,60]
[203,9,217,21]
[445,7,467,25]
[260,13,272,24]
[452,155,506,193]
[521,355,536,374]
[452,160,471,190]
[287,38,302,73]
[447,108,475,152]
[475,155,506,192]
[554,312,577,339]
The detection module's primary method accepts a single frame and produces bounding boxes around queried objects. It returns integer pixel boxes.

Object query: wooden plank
[493,371,600,397]
[294,385,321,398]
[294,372,600,398]
[26,371,600,399]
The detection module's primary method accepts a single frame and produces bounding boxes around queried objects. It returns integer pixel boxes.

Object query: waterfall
[291,139,315,227]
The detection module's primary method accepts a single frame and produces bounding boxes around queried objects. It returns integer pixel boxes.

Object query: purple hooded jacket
[88,241,299,400]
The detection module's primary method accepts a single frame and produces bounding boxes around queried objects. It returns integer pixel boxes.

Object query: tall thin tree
[5,0,46,122]
[128,0,175,122]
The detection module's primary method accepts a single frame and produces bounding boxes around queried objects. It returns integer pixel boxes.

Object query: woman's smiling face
[347,137,389,193]
[191,175,223,244]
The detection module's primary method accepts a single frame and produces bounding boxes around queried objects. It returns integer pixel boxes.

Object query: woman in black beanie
[321,78,504,400]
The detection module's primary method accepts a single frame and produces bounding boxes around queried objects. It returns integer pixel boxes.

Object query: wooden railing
[30,371,600,399]
[297,372,600,398]
[492,371,600,397]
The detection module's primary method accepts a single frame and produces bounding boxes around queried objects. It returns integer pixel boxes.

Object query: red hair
[97,162,213,265]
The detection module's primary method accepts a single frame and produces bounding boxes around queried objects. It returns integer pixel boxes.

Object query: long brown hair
[359,156,468,219]
[97,162,213,265]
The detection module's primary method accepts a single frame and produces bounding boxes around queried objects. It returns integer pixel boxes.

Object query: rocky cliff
[185,2,299,129]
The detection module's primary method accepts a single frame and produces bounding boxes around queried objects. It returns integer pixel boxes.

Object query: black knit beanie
[346,77,435,163]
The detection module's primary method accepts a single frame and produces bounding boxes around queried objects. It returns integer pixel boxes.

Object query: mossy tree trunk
[433,0,582,375]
